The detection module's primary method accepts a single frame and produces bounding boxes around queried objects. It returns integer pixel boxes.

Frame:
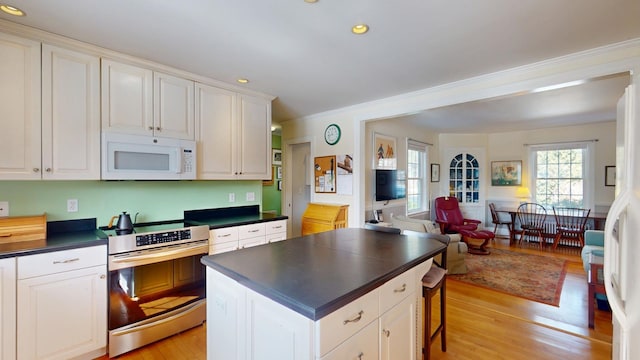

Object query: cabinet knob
[45,168,52,172]
[382,329,391,337]
[148,126,154,130]
[357,352,364,360]
[33,168,40,173]
[156,126,161,131]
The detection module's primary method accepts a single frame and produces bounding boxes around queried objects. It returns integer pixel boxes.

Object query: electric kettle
[108,212,136,235]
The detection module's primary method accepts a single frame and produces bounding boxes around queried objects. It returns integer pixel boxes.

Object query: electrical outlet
[228,193,235,203]
[67,199,78,213]
[0,201,8,217]
[246,192,255,201]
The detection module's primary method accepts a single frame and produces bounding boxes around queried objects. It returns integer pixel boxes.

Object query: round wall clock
[324,124,341,145]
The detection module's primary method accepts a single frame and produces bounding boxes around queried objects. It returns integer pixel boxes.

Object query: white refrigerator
[604,83,640,360]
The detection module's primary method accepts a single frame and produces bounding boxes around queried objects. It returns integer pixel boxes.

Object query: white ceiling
[2,0,640,131]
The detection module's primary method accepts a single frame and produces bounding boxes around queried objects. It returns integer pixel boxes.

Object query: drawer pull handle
[53,258,79,264]
[218,234,231,237]
[394,284,407,293]
[382,329,391,337]
[0,233,12,237]
[272,226,282,229]
[358,352,364,360]
[249,229,260,233]
[343,310,364,325]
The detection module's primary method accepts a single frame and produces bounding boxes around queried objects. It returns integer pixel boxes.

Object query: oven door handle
[111,243,208,264]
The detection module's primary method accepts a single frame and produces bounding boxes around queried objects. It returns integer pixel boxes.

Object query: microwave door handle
[176,148,183,174]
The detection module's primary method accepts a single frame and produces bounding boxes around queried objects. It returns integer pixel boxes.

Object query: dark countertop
[184,205,287,229]
[201,228,446,321]
[0,218,107,259]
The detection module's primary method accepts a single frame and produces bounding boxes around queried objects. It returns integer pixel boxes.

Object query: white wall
[280,39,640,228]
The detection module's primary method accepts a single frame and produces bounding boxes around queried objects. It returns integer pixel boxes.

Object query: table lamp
[515,187,531,204]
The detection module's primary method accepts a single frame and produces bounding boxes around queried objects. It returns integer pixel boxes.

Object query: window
[530,142,594,210]
[407,140,428,214]
[449,153,479,203]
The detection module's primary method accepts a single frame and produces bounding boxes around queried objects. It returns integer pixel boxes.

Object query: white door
[42,44,101,180]
[17,266,107,359]
[0,33,41,179]
[289,142,311,237]
[380,295,416,360]
[0,258,16,360]
[153,71,195,140]
[238,95,271,179]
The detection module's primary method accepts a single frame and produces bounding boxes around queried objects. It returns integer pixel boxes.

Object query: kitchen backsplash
[0,180,262,226]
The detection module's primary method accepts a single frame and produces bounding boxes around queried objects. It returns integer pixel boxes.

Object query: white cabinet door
[0,33,41,179]
[0,257,16,360]
[42,44,101,179]
[379,294,416,360]
[195,83,237,179]
[237,95,271,179]
[101,59,154,135]
[154,72,194,140]
[17,264,107,360]
[206,268,247,360]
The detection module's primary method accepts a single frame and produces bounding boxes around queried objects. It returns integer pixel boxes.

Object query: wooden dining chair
[515,203,547,249]
[552,207,591,249]
[489,203,513,236]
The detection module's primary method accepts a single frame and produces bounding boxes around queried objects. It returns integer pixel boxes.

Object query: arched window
[449,153,479,203]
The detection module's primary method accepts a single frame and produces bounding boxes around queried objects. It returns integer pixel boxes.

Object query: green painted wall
[262,134,282,215]
[0,180,262,227]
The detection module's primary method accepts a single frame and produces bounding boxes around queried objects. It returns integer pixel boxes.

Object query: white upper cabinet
[154,72,195,140]
[42,44,101,179]
[102,59,195,140]
[101,59,153,136]
[196,85,272,180]
[237,95,272,179]
[0,32,41,179]
[195,83,236,179]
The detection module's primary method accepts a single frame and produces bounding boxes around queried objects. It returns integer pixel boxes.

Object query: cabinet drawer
[266,233,286,243]
[379,267,416,315]
[239,237,264,249]
[320,319,379,360]
[210,227,238,244]
[238,223,265,239]
[315,287,379,358]
[18,245,107,279]
[265,220,286,235]
[209,241,238,255]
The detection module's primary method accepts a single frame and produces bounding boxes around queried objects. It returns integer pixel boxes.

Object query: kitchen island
[201,228,446,360]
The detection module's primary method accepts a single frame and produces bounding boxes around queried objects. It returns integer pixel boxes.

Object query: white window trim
[528,141,595,211]
[407,139,429,215]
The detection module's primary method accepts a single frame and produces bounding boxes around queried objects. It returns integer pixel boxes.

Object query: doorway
[287,142,311,237]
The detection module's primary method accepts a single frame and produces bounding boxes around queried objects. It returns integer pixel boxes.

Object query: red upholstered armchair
[434,196,481,234]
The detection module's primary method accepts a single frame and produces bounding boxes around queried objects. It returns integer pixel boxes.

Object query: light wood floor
[102,237,612,359]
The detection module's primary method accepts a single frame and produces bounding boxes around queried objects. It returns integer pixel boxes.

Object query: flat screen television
[375,169,406,201]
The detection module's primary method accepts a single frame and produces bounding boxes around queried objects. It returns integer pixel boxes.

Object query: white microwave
[101,133,196,180]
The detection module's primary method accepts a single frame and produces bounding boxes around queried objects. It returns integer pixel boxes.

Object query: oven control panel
[136,229,192,246]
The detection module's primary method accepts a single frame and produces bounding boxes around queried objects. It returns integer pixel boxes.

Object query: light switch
[246,192,255,201]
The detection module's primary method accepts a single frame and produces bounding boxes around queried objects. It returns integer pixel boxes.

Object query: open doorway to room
[285,141,311,237]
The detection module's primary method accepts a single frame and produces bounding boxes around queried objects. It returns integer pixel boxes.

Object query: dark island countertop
[0,218,107,259]
[201,228,446,321]
[184,205,287,229]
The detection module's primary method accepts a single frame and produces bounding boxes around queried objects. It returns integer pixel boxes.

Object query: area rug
[449,248,568,306]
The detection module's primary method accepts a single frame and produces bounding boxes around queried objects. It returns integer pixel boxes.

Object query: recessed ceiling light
[351,24,369,35]
[304,0,318,3]
[0,4,25,16]
[237,78,249,84]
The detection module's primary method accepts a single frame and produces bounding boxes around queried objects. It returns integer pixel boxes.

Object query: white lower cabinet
[17,246,107,360]
[379,295,416,360]
[209,220,287,255]
[0,257,16,360]
[206,262,424,360]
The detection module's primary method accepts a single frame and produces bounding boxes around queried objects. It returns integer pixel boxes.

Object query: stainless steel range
[105,221,210,358]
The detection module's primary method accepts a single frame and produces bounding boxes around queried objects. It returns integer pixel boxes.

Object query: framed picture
[373,133,396,169]
[430,163,440,182]
[276,166,282,179]
[491,160,522,186]
[272,149,282,165]
[605,165,615,187]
